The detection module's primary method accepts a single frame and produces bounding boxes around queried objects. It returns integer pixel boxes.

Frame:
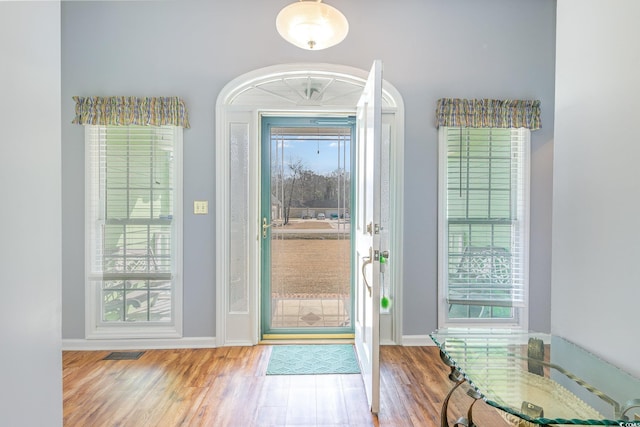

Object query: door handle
[361,247,373,297]
[262,217,274,239]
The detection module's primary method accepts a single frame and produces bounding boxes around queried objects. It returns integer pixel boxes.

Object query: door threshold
[260,339,355,345]
[261,333,354,343]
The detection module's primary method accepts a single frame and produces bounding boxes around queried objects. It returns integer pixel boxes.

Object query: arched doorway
[215,63,404,346]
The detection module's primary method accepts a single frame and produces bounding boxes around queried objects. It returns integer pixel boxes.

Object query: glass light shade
[276,0,349,50]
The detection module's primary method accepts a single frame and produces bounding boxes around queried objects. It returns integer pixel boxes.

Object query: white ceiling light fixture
[276,0,349,50]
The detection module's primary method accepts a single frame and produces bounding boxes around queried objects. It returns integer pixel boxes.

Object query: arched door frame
[215,63,404,346]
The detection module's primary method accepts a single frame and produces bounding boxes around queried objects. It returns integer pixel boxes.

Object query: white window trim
[437,126,530,330]
[84,125,183,339]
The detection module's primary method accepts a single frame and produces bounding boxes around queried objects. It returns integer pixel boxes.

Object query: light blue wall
[61,0,556,339]
[553,0,640,378]
[1,2,63,424]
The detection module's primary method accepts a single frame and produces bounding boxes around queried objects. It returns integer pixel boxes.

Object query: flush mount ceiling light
[276,0,349,50]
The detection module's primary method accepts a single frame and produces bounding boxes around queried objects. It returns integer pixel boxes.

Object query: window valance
[72,96,190,128]
[436,98,540,130]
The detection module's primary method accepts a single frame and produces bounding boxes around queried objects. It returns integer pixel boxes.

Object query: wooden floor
[63,345,510,427]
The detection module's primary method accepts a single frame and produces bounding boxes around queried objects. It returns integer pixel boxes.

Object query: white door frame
[215,63,404,346]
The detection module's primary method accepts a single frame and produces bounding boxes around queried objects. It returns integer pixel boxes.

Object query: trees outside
[274,157,350,225]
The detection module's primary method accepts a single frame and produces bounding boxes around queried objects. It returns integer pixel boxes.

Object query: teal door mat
[266,344,361,375]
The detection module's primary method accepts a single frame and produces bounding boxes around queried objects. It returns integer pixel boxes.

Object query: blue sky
[273,138,351,175]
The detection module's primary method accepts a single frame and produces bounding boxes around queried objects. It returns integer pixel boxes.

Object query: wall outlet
[194,200,208,215]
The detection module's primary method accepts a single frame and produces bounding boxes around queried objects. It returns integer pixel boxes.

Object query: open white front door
[354,60,383,414]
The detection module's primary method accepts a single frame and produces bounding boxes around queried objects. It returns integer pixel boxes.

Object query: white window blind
[440,127,529,323]
[87,125,180,326]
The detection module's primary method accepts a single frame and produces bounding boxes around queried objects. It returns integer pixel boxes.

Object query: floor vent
[102,351,144,361]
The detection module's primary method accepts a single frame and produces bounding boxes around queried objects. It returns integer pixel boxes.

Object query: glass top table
[430,328,640,426]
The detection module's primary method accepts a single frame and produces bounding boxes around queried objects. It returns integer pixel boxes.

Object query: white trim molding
[84,125,184,339]
[63,336,437,351]
[401,335,436,347]
[216,63,405,346]
[62,337,216,351]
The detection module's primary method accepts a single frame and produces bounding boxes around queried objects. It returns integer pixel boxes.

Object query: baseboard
[401,335,435,346]
[62,336,217,351]
[62,335,434,350]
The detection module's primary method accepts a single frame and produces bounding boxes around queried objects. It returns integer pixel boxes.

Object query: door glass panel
[267,125,352,331]
[229,122,249,313]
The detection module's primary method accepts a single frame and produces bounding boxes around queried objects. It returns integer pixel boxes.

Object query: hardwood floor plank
[257,374,290,408]
[315,375,350,425]
[339,374,377,427]
[285,375,317,425]
[63,345,510,427]
[254,406,288,427]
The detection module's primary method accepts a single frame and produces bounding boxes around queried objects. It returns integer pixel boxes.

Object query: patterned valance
[72,96,190,128]
[436,98,540,130]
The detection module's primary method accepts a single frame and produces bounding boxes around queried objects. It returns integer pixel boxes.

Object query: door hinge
[366,222,381,235]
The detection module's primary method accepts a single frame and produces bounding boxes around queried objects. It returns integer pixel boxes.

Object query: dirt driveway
[270,220,351,297]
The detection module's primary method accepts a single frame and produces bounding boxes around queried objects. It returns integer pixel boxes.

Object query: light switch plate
[194,200,208,215]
